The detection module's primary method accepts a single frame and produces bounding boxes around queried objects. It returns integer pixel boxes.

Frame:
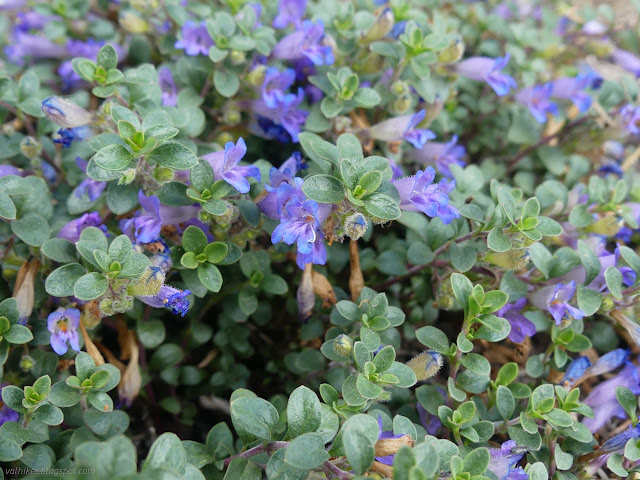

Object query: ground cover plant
[2,0,640,478]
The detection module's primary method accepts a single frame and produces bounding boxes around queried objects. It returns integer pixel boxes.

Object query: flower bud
[198,210,212,223]
[212,203,240,227]
[599,297,615,313]
[41,96,93,128]
[223,106,242,126]
[334,116,352,133]
[119,168,137,185]
[407,350,443,381]
[13,259,39,324]
[153,166,174,184]
[230,50,246,65]
[333,334,353,356]
[19,355,34,372]
[20,137,41,160]
[247,65,266,86]
[344,213,368,241]
[216,132,234,146]
[359,8,395,43]
[119,11,149,33]
[392,95,412,115]
[297,264,315,320]
[438,39,465,64]
[391,80,410,96]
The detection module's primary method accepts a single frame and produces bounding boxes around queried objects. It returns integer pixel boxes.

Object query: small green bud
[599,297,615,313]
[119,168,137,185]
[247,65,266,86]
[153,166,174,184]
[391,80,409,96]
[216,133,234,146]
[19,355,34,372]
[333,334,353,357]
[223,105,242,125]
[213,203,240,227]
[20,136,41,159]
[230,50,246,65]
[438,39,465,64]
[392,95,412,115]
[359,8,394,43]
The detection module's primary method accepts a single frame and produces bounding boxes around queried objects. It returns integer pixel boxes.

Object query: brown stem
[349,239,364,300]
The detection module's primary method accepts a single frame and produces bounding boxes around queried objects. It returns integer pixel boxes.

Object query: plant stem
[372,231,477,290]
[223,441,289,467]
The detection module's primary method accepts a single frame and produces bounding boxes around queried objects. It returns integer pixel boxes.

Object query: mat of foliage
[1,0,640,479]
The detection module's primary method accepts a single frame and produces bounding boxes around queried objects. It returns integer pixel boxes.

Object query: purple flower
[137,285,191,316]
[120,191,199,244]
[175,20,213,56]
[273,0,306,29]
[584,362,640,432]
[262,67,296,108]
[488,441,528,480]
[5,33,67,64]
[531,281,584,325]
[0,165,24,177]
[410,134,466,178]
[375,415,405,465]
[295,231,326,269]
[57,212,106,243]
[417,402,442,435]
[54,126,93,148]
[562,356,591,385]
[75,158,106,202]
[599,424,640,455]
[202,138,261,194]
[272,197,321,255]
[620,104,640,135]
[392,167,460,224]
[586,348,630,377]
[158,67,178,107]
[456,54,517,96]
[613,49,640,78]
[253,90,309,142]
[367,110,436,148]
[258,153,305,218]
[272,20,334,65]
[47,308,81,355]
[551,73,597,113]
[515,83,558,123]
[496,298,536,343]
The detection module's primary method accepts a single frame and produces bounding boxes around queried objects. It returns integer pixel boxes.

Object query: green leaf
[577,240,602,285]
[197,263,223,292]
[45,264,87,297]
[74,273,109,301]
[461,353,490,376]
[528,242,552,278]
[204,242,228,264]
[343,428,374,475]
[231,396,279,442]
[190,160,215,193]
[616,386,638,423]
[97,44,118,70]
[496,386,515,420]
[214,69,240,98]
[265,449,307,480]
[463,448,489,476]
[605,266,623,299]
[11,214,50,247]
[284,433,329,469]
[0,191,16,219]
[143,432,187,473]
[93,144,133,171]
[287,386,322,438]
[372,345,395,372]
[32,404,63,426]
[450,273,472,314]
[0,438,22,462]
[607,453,628,477]
[147,142,198,170]
[497,187,517,224]
[353,88,381,107]
[415,326,450,354]
[357,170,383,195]
[320,97,344,117]
[487,227,512,252]
[363,192,401,220]
[4,324,33,344]
[450,242,476,272]
[536,216,563,236]
[298,132,339,169]
[302,175,345,203]
[496,363,518,386]
[356,375,383,399]
[182,225,208,253]
[2,385,26,413]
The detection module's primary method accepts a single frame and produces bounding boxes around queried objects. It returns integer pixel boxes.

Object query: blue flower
[496,298,536,343]
[272,20,334,65]
[175,20,213,56]
[158,67,178,107]
[411,134,466,178]
[545,281,585,325]
[272,197,320,255]
[253,90,309,142]
[620,104,640,135]
[456,54,517,96]
[75,157,106,202]
[262,67,296,108]
[203,137,261,193]
[272,0,306,29]
[47,308,81,355]
[138,286,191,316]
[562,356,591,385]
[57,212,107,243]
[54,126,92,148]
[367,110,436,148]
[551,71,600,112]
[488,440,528,480]
[515,83,558,123]
[392,167,460,224]
[613,48,640,78]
